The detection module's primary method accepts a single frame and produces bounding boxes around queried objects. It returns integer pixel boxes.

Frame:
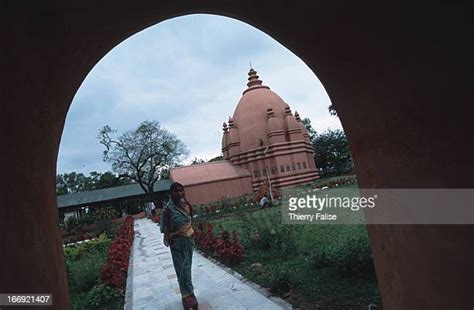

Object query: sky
[57,14,342,175]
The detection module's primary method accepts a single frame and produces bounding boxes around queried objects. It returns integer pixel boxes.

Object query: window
[280,165,285,173]
[297,163,302,170]
[292,164,296,171]
[303,162,307,169]
[286,165,291,172]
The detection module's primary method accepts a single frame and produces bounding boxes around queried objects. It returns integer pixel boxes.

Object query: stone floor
[124,218,292,310]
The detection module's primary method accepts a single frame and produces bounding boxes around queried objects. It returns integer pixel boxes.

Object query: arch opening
[1,3,472,310]
[58,14,373,309]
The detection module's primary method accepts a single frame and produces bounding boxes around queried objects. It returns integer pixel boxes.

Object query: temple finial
[247,67,263,88]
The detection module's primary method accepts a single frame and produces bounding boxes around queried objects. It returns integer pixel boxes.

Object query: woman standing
[160,182,198,309]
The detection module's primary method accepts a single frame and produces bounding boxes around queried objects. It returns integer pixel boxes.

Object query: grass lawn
[206,180,381,310]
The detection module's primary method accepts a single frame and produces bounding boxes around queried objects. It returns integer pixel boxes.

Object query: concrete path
[124,218,291,310]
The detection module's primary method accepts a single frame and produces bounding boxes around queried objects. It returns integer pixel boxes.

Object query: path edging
[123,223,138,310]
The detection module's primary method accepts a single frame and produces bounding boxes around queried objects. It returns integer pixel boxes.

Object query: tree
[98,120,189,202]
[93,171,133,189]
[190,155,223,165]
[208,155,223,162]
[190,157,206,165]
[301,118,317,142]
[301,119,353,176]
[56,171,132,195]
[313,129,353,176]
[56,172,87,194]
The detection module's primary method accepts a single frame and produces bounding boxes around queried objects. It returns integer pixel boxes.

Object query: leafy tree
[56,175,68,195]
[302,119,353,176]
[190,157,206,165]
[313,129,352,176]
[208,155,223,162]
[94,171,132,189]
[301,118,317,142]
[56,172,88,194]
[56,171,132,195]
[159,168,170,179]
[190,155,223,165]
[328,104,338,116]
[98,120,189,202]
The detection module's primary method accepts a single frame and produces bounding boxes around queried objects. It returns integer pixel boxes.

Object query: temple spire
[247,68,263,88]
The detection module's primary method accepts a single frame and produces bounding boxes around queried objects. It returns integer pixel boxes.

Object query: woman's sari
[160,199,195,297]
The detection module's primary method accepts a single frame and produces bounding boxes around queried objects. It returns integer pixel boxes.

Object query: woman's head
[170,182,185,202]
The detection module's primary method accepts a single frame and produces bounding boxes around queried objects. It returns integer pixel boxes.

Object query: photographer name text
[288,212,337,221]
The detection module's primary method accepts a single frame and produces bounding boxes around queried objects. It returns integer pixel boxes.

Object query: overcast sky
[57,14,342,175]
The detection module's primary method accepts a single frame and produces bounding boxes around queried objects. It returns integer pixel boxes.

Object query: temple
[170,68,319,205]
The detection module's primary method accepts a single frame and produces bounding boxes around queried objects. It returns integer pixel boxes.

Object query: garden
[63,215,135,310]
[190,176,382,309]
[62,175,381,309]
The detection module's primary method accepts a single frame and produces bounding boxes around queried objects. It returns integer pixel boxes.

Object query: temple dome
[232,68,288,150]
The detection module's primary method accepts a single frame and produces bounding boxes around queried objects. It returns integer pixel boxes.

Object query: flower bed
[100,216,134,290]
[194,223,244,267]
[60,214,130,244]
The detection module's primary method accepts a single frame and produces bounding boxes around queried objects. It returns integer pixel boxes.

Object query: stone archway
[0,1,472,309]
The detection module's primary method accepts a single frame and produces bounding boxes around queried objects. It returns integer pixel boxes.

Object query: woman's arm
[160,207,171,247]
[159,207,167,233]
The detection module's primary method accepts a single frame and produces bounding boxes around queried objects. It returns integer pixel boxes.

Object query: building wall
[230,141,319,191]
[184,176,253,205]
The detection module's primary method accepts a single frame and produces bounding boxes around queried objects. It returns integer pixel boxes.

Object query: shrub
[91,207,117,237]
[331,235,376,279]
[65,217,80,234]
[259,264,294,295]
[240,211,298,256]
[64,234,110,261]
[83,283,123,310]
[309,232,376,279]
[78,215,94,226]
[65,235,111,294]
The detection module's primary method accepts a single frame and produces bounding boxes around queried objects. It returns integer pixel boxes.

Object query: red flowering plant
[194,222,245,266]
[101,216,134,291]
[194,223,217,254]
[214,229,245,266]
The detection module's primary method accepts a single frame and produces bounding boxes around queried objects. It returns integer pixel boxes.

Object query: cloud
[57,14,342,174]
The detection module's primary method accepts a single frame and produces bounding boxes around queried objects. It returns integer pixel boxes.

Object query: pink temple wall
[184,176,254,206]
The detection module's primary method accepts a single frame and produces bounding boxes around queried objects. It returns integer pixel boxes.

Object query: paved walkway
[124,218,291,310]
